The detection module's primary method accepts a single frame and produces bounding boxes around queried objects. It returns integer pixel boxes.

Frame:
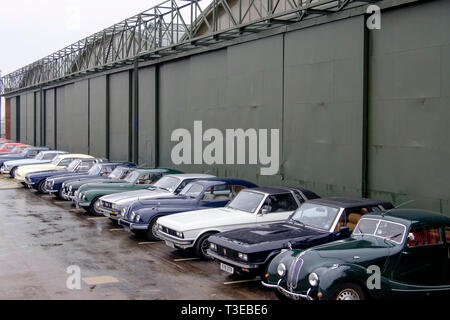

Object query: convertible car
[0,142,29,153]
[24,158,105,192]
[97,173,215,222]
[262,209,450,300]
[0,147,50,167]
[118,178,258,240]
[44,161,135,198]
[61,166,137,200]
[1,150,66,177]
[74,168,182,215]
[156,187,320,259]
[15,154,94,183]
[208,197,394,277]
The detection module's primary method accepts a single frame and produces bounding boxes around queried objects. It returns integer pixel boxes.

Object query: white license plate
[220,263,234,274]
[123,225,131,232]
[165,241,176,249]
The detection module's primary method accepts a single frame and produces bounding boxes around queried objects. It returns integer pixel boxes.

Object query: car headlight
[135,215,141,222]
[277,263,287,277]
[112,204,118,210]
[69,186,73,192]
[130,211,136,221]
[238,253,248,261]
[176,231,184,239]
[308,272,319,287]
[121,207,127,217]
[209,243,217,251]
[158,224,163,230]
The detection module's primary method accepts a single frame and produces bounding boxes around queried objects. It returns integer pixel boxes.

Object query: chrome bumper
[156,230,194,249]
[261,280,314,301]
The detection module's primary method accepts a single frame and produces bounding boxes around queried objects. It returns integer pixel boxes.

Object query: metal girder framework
[0,0,380,96]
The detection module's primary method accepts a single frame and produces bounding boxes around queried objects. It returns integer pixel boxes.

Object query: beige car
[15,154,94,183]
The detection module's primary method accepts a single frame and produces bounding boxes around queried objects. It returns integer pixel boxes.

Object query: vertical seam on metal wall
[362,15,370,198]
[155,65,160,168]
[129,71,133,162]
[134,60,139,165]
[54,89,57,148]
[106,75,110,159]
[281,32,286,180]
[87,79,91,155]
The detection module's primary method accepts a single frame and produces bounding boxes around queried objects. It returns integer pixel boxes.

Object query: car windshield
[11,146,23,153]
[88,164,102,175]
[179,183,204,198]
[43,153,58,160]
[151,176,180,192]
[108,168,124,179]
[290,203,340,231]
[51,156,63,165]
[353,218,406,244]
[125,171,140,183]
[34,152,45,160]
[227,191,265,213]
[67,160,81,172]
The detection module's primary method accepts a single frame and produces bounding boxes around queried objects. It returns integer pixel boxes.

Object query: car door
[392,225,446,287]
[256,193,298,225]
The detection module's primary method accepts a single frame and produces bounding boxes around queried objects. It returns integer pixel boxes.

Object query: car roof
[166,173,216,179]
[60,154,94,159]
[41,150,67,154]
[364,209,450,226]
[307,197,392,209]
[189,178,257,188]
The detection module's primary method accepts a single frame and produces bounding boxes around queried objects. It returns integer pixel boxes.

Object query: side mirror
[260,205,271,215]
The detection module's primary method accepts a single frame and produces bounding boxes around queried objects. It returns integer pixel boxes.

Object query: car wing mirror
[260,205,271,215]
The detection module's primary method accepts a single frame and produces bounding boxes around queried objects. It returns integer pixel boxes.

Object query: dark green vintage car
[73,168,182,214]
[263,209,450,300]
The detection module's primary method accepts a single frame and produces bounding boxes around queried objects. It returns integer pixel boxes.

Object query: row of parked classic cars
[1,140,450,300]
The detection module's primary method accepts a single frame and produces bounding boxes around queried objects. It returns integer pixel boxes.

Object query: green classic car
[74,168,183,214]
[263,209,450,300]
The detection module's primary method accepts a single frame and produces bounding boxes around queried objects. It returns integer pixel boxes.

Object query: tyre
[10,167,17,178]
[89,196,102,216]
[37,180,46,194]
[145,218,161,241]
[194,232,215,260]
[334,283,365,301]
[57,187,65,200]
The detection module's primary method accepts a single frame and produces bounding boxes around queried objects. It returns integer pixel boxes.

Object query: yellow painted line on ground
[174,257,200,262]
[0,187,23,190]
[110,228,123,232]
[223,279,260,285]
[138,242,157,245]
[53,201,68,204]
[87,217,108,221]
[82,275,119,285]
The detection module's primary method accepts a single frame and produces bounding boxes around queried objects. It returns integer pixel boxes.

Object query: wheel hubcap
[152,223,159,238]
[201,240,209,256]
[336,289,360,300]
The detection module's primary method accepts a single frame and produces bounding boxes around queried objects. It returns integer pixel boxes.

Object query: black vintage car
[207,197,394,277]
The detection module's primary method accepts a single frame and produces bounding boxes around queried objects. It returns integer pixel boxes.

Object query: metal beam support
[362,14,370,198]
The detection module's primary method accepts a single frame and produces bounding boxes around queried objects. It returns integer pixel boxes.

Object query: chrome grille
[287,257,304,290]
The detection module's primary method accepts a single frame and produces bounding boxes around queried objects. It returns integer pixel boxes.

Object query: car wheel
[10,167,17,178]
[334,283,365,301]
[37,180,46,194]
[57,188,65,200]
[194,232,215,260]
[89,196,102,216]
[146,218,161,241]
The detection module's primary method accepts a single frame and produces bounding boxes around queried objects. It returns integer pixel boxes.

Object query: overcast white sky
[0,0,163,123]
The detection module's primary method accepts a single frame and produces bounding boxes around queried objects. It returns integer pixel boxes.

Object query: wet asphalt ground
[0,176,275,300]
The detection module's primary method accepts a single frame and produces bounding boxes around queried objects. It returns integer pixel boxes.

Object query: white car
[15,153,94,183]
[1,151,67,177]
[96,173,215,220]
[157,187,318,259]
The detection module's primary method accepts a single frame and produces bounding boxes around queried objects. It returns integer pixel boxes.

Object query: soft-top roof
[365,209,450,226]
[188,178,257,188]
[244,187,297,195]
[166,173,215,179]
[308,197,392,209]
